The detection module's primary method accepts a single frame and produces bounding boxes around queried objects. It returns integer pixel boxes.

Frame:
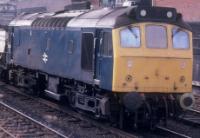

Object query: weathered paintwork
[10,6,193,93]
[12,26,114,90]
[112,23,193,93]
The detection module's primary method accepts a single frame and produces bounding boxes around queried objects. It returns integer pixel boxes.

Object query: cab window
[101,32,113,56]
[146,25,167,49]
[172,27,189,49]
[120,26,141,48]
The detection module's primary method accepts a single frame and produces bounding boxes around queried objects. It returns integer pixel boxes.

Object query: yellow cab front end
[112,22,193,94]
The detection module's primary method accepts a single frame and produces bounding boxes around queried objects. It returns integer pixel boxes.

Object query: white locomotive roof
[9,13,38,26]
[9,20,34,27]
[8,7,136,28]
[8,6,190,30]
[66,7,131,28]
[37,13,55,18]
[9,7,131,28]
[9,11,83,27]
[0,29,7,53]
[54,11,86,18]
[9,12,55,27]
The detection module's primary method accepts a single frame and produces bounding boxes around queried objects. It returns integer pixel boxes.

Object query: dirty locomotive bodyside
[0,4,194,128]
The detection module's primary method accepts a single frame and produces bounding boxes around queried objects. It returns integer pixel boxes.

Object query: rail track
[159,109,200,138]
[0,126,15,138]
[178,108,200,127]
[153,117,200,138]
[157,97,200,138]
[139,109,200,138]
[1,81,200,138]
[142,87,200,138]
[0,81,139,138]
[0,101,66,138]
[155,126,191,138]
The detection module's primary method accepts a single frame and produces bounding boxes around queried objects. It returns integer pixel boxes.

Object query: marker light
[140,9,147,17]
[167,11,173,18]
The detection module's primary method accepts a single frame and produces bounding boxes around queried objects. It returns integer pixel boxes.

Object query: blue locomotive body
[0,5,194,129]
[12,25,113,91]
[13,28,85,81]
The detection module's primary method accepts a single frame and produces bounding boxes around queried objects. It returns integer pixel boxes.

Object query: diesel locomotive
[0,3,194,128]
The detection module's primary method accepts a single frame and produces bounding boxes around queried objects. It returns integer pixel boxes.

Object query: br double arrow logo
[42,52,48,63]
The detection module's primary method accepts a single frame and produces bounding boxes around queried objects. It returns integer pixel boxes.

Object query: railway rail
[1,81,200,138]
[143,87,200,138]
[159,96,200,138]
[155,126,191,138]
[0,126,15,138]
[154,118,200,138]
[0,101,66,138]
[0,81,138,138]
[178,108,200,127]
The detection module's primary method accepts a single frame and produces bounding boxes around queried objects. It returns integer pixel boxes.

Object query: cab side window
[101,32,113,56]
[172,27,189,49]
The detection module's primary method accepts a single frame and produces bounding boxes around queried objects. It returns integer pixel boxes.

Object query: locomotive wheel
[0,69,9,83]
[119,106,125,129]
[34,75,47,96]
[138,102,153,129]
[67,91,76,108]
[132,101,161,130]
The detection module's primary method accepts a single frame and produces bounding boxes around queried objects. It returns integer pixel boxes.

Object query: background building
[155,0,200,22]
[17,0,71,12]
[91,0,199,22]
[0,0,71,25]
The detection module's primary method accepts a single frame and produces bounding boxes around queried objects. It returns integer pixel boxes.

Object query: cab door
[94,30,102,83]
[94,30,113,90]
[80,29,95,83]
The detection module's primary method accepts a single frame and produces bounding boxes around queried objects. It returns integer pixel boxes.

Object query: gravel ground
[0,129,12,138]
[0,81,137,138]
[1,81,200,138]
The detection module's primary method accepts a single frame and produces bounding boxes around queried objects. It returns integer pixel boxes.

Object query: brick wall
[17,0,71,12]
[91,0,199,22]
[155,0,200,22]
